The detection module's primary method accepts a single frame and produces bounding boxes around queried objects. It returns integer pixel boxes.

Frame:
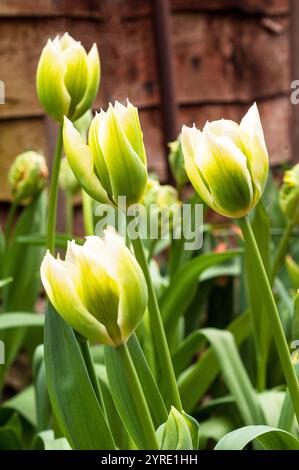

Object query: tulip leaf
[178,317,264,426]
[214,425,299,450]
[178,310,251,412]
[34,430,71,450]
[0,313,44,330]
[44,303,115,450]
[0,191,46,389]
[161,249,242,336]
[17,233,84,249]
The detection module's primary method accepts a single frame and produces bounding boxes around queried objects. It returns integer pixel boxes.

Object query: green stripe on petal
[202,132,254,217]
[72,44,101,121]
[99,105,148,206]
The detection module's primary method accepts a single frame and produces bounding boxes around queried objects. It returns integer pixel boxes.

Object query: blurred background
[0,0,294,219]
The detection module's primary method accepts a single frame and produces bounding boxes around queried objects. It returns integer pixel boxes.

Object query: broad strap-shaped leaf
[161,249,242,335]
[178,310,251,412]
[0,313,44,330]
[44,303,115,450]
[215,425,299,450]
[179,325,264,425]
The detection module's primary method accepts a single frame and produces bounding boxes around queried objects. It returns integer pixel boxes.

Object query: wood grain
[0,14,289,119]
[0,1,289,18]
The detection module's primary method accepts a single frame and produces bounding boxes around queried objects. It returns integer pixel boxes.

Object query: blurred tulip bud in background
[36,33,100,122]
[168,134,188,192]
[279,164,299,224]
[156,406,200,450]
[181,103,269,218]
[59,157,80,196]
[63,100,148,208]
[41,228,148,346]
[8,151,48,203]
[142,177,181,239]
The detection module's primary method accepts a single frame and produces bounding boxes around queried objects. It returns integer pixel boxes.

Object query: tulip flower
[168,135,188,191]
[8,151,48,203]
[63,100,148,207]
[41,228,148,346]
[181,103,269,218]
[279,164,299,224]
[36,33,100,122]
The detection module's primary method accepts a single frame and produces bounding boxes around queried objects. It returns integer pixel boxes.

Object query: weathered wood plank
[0,14,289,119]
[0,0,289,18]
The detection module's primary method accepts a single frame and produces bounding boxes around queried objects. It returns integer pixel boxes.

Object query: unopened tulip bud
[142,178,181,238]
[40,228,148,346]
[8,151,48,202]
[63,100,148,207]
[59,157,80,195]
[181,103,269,218]
[279,164,299,224]
[156,407,199,450]
[168,135,188,190]
[36,33,100,122]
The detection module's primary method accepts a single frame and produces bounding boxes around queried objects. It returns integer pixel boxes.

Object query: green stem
[78,337,105,412]
[270,220,295,285]
[82,189,94,235]
[116,343,159,449]
[240,216,299,425]
[47,126,63,253]
[65,192,73,235]
[5,199,19,241]
[129,219,182,412]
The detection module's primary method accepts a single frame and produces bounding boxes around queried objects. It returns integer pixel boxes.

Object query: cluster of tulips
[2,32,299,451]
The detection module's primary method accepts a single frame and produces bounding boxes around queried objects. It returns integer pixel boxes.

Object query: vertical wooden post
[152,0,178,182]
[290,0,299,162]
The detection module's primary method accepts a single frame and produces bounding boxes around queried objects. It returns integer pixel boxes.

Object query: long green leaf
[215,425,299,450]
[0,313,44,330]
[178,311,251,412]
[44,303,115,450]
[161,250,241,335]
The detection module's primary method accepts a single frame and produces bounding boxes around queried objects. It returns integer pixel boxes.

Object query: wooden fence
[0,0,292,201]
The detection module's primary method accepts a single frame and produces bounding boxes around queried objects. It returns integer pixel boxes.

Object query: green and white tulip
[63,100,148,207]
[41,228,148,346]
[181,103,269,218]
[36,33,100,122]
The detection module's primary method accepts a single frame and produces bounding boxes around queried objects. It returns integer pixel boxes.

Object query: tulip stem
[239,215,299,425]
[116,343,159,449]
[47,125,63,253]
[129,219,182,412]
[82,189,94,235]
[65,192,73,235]
[270,220,295,285]
[5,199,19,241]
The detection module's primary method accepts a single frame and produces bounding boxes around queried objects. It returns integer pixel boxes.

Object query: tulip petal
[88,112,113,198]
[240,103,269,198]
[100,229,148,341]
[114,101,147,164]
[202,132,254,217]
[36,39,71,122]
[99,105,148,206]
[73,44,101,121]
[41,251,112,344]
[62,43,88,112]
[63,117,111,204]
[65,241,122,345]
[181,125,214,207]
